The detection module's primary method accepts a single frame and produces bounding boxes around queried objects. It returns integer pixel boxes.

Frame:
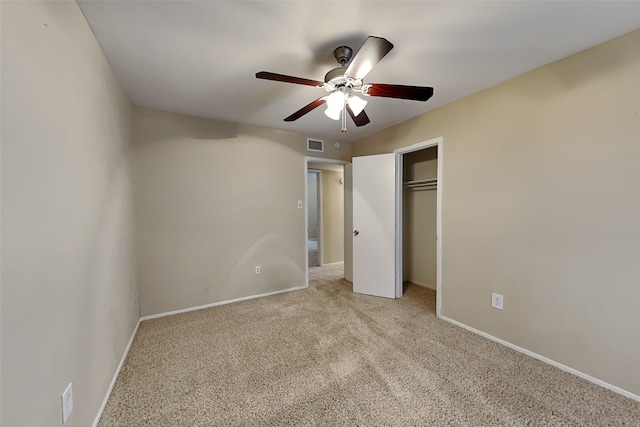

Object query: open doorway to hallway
[304,157,348,285]
[307,170,321,267]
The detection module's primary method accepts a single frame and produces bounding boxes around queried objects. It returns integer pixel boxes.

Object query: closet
[402,146,438,290]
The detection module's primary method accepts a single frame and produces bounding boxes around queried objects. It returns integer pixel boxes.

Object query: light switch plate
[491,293,504,310]
[61,382,73,424]
[297,200,303,209]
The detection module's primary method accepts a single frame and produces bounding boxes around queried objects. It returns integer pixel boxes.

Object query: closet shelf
[403,178,437,191]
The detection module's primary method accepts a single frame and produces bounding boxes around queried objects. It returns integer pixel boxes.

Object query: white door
[343,164,353,282]
[352,153,396,298]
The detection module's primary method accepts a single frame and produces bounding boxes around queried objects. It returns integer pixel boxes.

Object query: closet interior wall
[403,147,438,290]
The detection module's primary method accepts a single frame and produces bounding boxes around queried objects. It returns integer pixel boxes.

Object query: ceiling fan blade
[284,97,326,122]
[364,83,434,102]
[256,71,325,88]
[345,36,394,80]
[346,105,370,127]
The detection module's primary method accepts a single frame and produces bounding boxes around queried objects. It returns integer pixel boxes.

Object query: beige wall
[403,148,438,288]
[1,2,138,426]
[133,107,351,316]
[353,29,640,396]
[321,170,344,264]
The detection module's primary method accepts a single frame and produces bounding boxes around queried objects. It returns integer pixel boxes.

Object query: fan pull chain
[341,100,347,132]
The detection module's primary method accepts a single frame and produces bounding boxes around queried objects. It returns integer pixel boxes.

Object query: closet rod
[403,178,437,191]
[404,178,437,185]
[403,178,436,187]
[408,186,437,191]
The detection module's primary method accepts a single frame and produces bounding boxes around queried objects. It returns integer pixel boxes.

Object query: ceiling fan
[256,36,434,132]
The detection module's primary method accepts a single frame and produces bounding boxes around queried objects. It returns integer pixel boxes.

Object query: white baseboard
[406,280,436,291]
[321,261,345,267]
[92,318,141,427]
[439,315,640,403]
[140,285,307,321]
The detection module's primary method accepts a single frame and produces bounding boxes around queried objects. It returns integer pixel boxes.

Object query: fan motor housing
[333,46,353,65]
[324,67,347,85]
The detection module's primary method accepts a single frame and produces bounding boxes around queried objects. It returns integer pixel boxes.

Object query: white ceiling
[78,1,640,143]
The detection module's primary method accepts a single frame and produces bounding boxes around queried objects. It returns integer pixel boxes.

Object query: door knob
[354,230,359,236]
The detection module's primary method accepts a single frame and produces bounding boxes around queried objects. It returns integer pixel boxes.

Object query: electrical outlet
[255,266,261,275]
[491,293,504,310]
[61,382,73,424]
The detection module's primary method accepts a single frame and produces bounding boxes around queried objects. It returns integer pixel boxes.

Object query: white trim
[140,285,307,321]
[392,137,443,318]
[440,315,640,403]
[317,170,324,266]
[393,138,442,155]
[305,156,348,166]
[436,142,443,318]
[394,153,404,298]
[92,318,141,427]
[304,160,309,288]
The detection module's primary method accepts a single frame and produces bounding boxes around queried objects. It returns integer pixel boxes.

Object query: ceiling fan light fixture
[326,91,345,110]
[348,95,367,116]
[324,106,341,120]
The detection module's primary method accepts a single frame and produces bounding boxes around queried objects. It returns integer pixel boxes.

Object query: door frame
[304,157,349,288]
[393,137,443,316]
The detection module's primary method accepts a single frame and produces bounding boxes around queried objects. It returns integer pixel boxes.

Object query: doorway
[346,137,443,315]
[395,137,443,314]
[307,170,321,267]
[304,157,348,287]
[400,146,438,294]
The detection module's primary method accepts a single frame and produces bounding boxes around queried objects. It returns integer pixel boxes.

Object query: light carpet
[98,263,640,426]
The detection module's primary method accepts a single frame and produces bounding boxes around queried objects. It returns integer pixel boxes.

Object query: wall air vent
[307,138,324,152]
